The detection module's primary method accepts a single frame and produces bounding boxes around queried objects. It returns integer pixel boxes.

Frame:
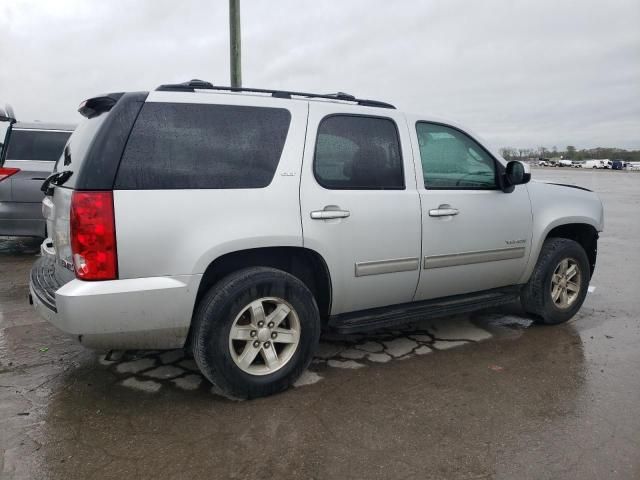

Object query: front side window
[7,130,71,161]
[116,102,291,189]
[416,122,497,189]
[314,115,404,190]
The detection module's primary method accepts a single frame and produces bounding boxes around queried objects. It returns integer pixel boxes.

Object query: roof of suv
[154,79,396,109]
[13,121,75,131]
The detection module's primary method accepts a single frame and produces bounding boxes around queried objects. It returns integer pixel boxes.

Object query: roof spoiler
[0,104,16,124]
[78,93,124,118]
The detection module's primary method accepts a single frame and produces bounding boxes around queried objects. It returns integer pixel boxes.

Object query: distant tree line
[498,146,640,162]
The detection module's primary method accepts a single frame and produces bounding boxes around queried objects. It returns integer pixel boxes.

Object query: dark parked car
[0,122,74,237]
[611,160,624,170]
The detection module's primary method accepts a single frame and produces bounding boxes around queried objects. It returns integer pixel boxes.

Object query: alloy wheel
[228,297,301,375]
[550,258,582,309]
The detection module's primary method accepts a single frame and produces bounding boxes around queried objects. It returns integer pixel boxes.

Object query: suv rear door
[41,92,146,282]
[300,103,421,315]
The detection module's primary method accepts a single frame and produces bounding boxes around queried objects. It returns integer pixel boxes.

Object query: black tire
[192,267,321,399]
[521,238,590,325]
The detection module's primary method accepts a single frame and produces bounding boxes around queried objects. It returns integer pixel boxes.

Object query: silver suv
[30,80,604,398]
[0,121,73,237]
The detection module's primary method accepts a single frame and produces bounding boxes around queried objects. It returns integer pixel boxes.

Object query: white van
[583,160,606,169]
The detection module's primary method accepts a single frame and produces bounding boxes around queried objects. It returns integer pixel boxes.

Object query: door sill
[328,286,522,334]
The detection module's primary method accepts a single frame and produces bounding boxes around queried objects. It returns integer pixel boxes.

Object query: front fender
[519,182,604,284]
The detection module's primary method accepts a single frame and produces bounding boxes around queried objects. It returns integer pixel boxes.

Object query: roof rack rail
[155,79,395,109]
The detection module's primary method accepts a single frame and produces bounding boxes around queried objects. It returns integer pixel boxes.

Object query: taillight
[0,167,20,182]
[70,191,117,280]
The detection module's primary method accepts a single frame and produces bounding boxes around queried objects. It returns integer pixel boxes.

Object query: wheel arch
[544,223,599,275]
[521,219,600,285]
[185,246,332,348]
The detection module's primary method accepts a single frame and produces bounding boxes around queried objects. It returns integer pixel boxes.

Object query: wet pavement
[1,169,639,479]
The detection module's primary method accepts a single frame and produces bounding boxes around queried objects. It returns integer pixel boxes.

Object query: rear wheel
[192,267,320,399]
[521,238,590,325]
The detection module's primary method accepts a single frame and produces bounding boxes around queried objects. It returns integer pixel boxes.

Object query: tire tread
[521,238,590,325]
[192,267,320,399]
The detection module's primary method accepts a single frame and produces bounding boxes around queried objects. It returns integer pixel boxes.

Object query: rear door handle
[429,207,459,217]
[310,209,350,220]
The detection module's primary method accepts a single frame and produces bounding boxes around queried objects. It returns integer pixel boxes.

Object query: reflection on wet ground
[1,170,640,479]
[95,313,519,394]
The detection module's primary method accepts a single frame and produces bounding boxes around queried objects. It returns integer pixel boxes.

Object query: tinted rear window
[53,114,108,187]
[115,102,291,189]
[7,130,71,161]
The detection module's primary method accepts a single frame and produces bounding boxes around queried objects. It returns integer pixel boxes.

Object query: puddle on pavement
[99,310,536,396]
[36,319,590,480]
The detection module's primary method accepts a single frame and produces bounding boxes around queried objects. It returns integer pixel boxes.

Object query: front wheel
[192,267,320,399]
[521,238,590,325]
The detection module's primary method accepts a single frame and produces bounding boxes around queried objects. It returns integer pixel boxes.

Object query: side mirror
[502,161,530,192]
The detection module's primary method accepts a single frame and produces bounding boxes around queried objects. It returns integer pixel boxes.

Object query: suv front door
[300,103,421,315]
[409,119,533,301]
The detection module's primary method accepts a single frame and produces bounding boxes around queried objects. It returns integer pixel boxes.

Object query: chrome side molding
[424,247,526,269]
[355,257,420,277]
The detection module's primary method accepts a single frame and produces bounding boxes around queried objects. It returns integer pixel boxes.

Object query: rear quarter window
[7,130,71,161]
[115,102,292,189]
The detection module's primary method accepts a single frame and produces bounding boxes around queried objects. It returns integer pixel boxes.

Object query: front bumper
[30,255,201,350]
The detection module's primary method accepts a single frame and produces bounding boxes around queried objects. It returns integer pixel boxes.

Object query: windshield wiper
[41,170,73,195]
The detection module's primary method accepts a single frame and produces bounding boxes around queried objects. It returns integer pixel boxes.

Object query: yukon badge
[505,239,526,245]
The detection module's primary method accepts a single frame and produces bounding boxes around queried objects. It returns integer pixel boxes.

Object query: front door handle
[310,209,350,220]
[429,207,459,217]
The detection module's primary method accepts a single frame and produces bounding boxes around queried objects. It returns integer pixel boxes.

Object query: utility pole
[229,0,242,87]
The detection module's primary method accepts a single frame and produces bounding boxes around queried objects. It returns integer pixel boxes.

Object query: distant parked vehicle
[626,162,640,171]
[611,160,624,170]
[538,160,549,167]
[558,159,573,168]
[0,121,74,237]
[571,161,583,168]
[583,160,606,169]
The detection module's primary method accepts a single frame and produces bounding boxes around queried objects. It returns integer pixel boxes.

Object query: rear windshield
[115,102,291,189]
[54,113,107,187]
[7,129,71,161]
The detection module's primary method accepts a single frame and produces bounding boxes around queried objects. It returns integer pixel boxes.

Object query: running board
[328,287,522,334]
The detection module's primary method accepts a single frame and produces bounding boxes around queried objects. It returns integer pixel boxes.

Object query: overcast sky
[1,0,639,149]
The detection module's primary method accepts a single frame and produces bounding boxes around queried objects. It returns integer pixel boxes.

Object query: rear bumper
[30,255,201,349]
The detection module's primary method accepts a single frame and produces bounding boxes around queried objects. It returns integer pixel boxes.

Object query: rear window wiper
[41,170,73,195]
